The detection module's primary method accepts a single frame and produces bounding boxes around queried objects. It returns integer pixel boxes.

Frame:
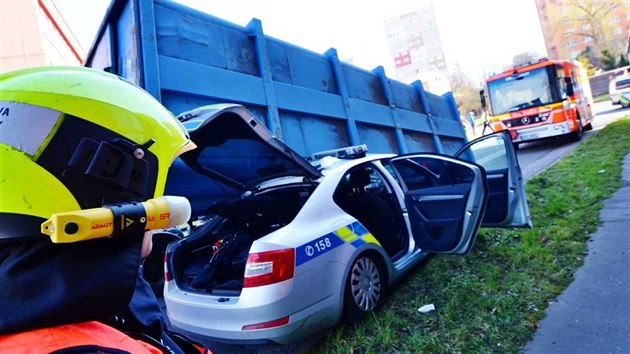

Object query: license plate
[520,133,539,141]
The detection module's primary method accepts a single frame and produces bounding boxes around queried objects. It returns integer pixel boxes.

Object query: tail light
[164,251,172,281]
[243,248,295,288]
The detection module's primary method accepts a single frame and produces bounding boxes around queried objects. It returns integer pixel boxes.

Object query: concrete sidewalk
[524,152,630,353]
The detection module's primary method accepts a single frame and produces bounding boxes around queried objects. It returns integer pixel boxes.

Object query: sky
[55,0,548,86]
[174,0,548,84]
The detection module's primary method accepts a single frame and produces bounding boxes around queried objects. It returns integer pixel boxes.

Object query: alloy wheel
[349,256,382,311]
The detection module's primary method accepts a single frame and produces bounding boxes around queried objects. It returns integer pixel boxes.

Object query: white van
[610,74,630,107]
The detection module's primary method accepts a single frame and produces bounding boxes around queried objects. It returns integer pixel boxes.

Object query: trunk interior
[171,184,315,296]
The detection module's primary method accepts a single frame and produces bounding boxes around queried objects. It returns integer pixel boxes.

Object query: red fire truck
[481,58,594,149]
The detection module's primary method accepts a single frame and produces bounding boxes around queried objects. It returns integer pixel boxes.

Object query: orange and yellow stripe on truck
[490,103,579,142]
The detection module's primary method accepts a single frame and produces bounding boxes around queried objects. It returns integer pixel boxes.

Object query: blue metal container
[85,0,466,155]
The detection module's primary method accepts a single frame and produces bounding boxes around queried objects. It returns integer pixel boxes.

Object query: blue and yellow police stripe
[335,222,381,247]
[295,221,381,266]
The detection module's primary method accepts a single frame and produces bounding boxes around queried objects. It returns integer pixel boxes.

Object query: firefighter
[480,109,494,136]
[0,66,206,353]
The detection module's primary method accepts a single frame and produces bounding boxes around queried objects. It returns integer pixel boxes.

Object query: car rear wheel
[343,253,385,324]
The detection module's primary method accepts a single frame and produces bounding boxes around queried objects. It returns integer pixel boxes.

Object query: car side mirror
[564,77,574,97]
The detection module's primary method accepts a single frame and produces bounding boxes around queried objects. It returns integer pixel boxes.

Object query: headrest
[349,169,372,189]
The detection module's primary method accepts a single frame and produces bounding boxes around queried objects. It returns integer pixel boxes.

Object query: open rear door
[455,132,532,228]
[389,155,488,255]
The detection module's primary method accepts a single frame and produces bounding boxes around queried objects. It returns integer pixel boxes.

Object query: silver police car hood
[165,104,322,214]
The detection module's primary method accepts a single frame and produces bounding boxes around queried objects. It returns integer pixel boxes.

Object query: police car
[609,73,630,107]
[162,104,531,345]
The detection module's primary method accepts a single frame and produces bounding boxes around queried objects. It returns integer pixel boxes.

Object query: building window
[581,23,591,31]
[611,16,619,24]
[583,36,592,43]
[613,27,622,35]
[568,39,577,47]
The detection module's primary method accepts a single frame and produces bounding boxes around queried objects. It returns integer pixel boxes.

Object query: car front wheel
[343,253,385,324]
[568,117,583,142]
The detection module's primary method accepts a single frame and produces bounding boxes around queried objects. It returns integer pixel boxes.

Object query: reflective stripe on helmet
[0,101,62,158]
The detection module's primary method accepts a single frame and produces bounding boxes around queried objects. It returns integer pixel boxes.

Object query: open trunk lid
[165,104,322,214]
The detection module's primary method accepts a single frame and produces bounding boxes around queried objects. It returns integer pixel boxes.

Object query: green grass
[309,116,630,354]
[592,94,610,103]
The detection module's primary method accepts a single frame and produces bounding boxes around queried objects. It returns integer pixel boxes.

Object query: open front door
[455,132,532,228]
[389,155,488,255]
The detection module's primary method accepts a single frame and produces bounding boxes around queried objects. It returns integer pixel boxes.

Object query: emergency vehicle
[481,58,594,149]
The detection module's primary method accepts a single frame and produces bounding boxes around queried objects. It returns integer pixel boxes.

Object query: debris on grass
[418,304,435,314]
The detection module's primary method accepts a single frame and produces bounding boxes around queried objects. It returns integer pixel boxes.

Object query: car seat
[340,169,405,257]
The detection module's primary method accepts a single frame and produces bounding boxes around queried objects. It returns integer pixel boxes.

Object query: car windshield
[487,67,553,115]
[616,76,630,90]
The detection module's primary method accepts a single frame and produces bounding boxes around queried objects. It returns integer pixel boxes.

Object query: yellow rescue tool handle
[41,196,191,243]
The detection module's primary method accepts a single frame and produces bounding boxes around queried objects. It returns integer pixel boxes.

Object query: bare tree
[543,0,626,58]
[449,65,481,117]
[512,52,540,67]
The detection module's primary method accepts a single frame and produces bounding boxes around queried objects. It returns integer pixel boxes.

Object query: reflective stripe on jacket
[0,321,162,354]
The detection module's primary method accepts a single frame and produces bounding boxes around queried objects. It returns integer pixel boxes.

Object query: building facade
[1,0,84,72]
[384,5,451,94]
[536,0,629,61]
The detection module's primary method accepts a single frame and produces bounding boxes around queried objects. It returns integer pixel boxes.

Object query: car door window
[382,163,402,189]
[456,135,509,224]
[455,132,532,228]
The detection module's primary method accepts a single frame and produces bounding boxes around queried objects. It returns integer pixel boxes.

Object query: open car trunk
[170,184,315,296]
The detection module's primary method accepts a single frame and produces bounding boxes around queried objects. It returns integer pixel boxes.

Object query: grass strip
[311,116,630,354]
[592,94,610,103]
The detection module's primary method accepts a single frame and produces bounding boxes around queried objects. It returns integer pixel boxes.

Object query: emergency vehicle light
[308,144,368,161]
[514,57,549,69]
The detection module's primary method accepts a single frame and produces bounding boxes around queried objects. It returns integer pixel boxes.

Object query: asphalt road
[517,100,630,180]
